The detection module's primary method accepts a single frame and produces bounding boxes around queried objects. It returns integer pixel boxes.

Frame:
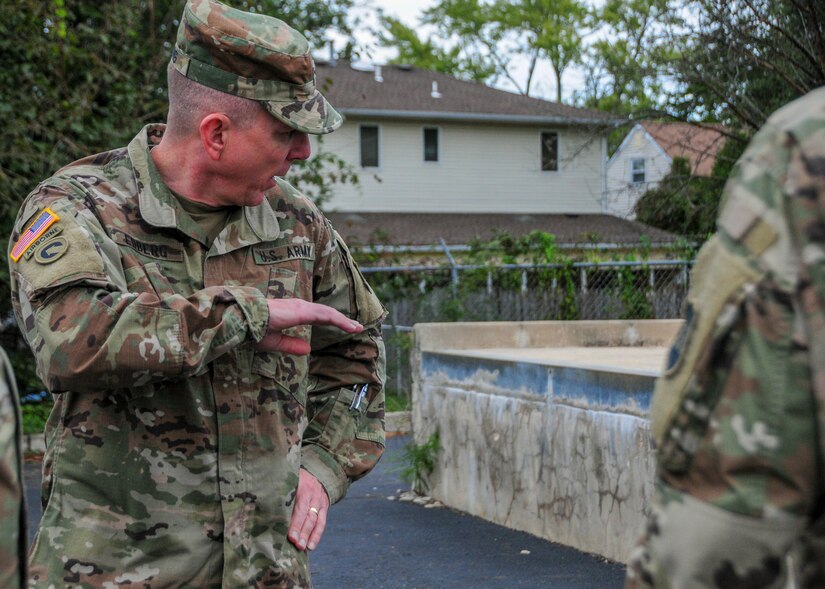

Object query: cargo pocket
[305,386,384,450]
[650,236,764,472]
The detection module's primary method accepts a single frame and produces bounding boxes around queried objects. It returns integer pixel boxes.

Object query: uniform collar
[128,124,281,248]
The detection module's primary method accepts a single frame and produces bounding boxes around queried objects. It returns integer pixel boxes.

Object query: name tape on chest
[113,230,184,262]
[254,243,315,265]
[10,208,60,262]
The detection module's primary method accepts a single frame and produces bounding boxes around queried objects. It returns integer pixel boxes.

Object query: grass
[385,391,410,413]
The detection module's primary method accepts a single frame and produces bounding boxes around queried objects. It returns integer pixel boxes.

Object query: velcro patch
[254,243,315,264]
[10,208,60,262]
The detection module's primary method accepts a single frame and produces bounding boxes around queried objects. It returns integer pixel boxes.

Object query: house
[307,61,682,256]
[605,121,728,219]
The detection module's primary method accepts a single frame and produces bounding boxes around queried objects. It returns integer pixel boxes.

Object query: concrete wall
[411,320,681,563]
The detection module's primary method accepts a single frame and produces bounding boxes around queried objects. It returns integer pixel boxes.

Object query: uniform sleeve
[299,221,387,504]
[9,186,270,394]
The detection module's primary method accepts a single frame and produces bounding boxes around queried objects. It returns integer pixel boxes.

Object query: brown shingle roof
[326,212,680,247]
[642,122,728,176]
[316,61,612,124]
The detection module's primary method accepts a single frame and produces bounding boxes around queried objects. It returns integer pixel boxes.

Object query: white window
[541,132,559,171]
[360,125,379,168]
[423,127,439,162]
[631,158,646,183]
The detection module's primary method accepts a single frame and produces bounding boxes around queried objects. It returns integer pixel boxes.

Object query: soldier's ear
[199,113,231,161]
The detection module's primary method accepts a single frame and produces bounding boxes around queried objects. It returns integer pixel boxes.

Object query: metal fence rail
[365,259,693,326]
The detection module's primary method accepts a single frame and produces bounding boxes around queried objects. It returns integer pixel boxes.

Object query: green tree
[576,0,674,116]
[378,15,496,82]
[384,0,588,100]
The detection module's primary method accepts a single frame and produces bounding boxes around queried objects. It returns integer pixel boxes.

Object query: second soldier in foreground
[8,1,386,587]
[626,87,825,587]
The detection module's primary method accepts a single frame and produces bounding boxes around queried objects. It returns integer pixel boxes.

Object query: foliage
[20,391,53,435]
[378,0,587,100]
[378,16,496,82]
[666,0,825,134]
[575,0,674,118]
[290,135,360,210]
[385,392,409,413]
[634,130,749,239]
[633,158,716,239]
[399,431,440,495]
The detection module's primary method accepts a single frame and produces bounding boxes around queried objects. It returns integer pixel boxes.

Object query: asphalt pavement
[23,435,627,589]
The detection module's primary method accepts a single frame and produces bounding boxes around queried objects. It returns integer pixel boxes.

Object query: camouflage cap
[171,0,343,135]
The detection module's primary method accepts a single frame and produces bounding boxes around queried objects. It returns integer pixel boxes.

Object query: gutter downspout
[601,134,607,213]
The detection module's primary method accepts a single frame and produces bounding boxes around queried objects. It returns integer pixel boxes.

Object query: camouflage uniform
[626,87,825,588]
[0,346,26,589]
[7,1,385,587]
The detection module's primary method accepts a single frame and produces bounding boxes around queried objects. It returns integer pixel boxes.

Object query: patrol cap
[171,0,343,134]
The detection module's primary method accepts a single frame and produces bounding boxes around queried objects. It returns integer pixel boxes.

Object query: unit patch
[22,225,64,261]
[34,237,69,264]
[10,208,60,262]
[254,243,315,264]
[113,230,184,262]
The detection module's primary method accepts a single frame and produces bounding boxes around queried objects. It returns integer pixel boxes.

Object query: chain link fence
[370,260,693,407]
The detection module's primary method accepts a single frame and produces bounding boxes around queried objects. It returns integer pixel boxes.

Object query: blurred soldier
[7,1,386,587]
[0,347,26,589]
[626,87,825,588]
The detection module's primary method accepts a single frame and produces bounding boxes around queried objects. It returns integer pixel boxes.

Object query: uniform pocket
[252,267,309,405]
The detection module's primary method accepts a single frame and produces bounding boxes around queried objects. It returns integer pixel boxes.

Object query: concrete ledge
[412,320,681,563]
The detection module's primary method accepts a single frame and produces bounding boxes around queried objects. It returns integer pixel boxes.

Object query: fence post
[581,268,588,294]
[439,237,459,295]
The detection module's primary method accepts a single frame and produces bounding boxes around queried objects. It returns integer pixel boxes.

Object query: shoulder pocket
[650,237,764,454]
[13,208,106,296]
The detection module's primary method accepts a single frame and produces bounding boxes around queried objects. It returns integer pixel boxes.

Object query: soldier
[626,87,825,588]
[0,346,26,589]
[7,1,386,587]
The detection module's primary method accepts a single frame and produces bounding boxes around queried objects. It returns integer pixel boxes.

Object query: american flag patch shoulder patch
[10,208,61,262]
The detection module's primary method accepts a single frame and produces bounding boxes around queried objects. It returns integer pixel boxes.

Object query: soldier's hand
[255,298,362,355]
[288,468,330,551]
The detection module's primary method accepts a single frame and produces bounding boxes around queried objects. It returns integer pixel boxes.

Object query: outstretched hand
[254,298,362,355]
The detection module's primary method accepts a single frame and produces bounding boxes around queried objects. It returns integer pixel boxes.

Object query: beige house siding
[312,118,606,214]
[605,126,672,219]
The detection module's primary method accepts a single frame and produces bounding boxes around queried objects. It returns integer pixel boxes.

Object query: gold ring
[309,506,319,515]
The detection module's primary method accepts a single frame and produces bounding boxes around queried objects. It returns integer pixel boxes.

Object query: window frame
[423,126,440,163]
[631,157,646,184]
[540,130,560,173]
[359,124,381,169]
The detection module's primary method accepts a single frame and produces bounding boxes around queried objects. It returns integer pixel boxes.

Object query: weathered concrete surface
[412,320,681,564]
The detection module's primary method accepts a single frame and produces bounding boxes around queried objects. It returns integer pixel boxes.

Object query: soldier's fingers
[266,298,363,333]
[287,504,309,549]
[295,504,326,552]
[306,507,327,551]
[253,331,311,355]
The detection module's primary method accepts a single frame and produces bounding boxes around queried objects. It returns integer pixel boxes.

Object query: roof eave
[339,108,620,127]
